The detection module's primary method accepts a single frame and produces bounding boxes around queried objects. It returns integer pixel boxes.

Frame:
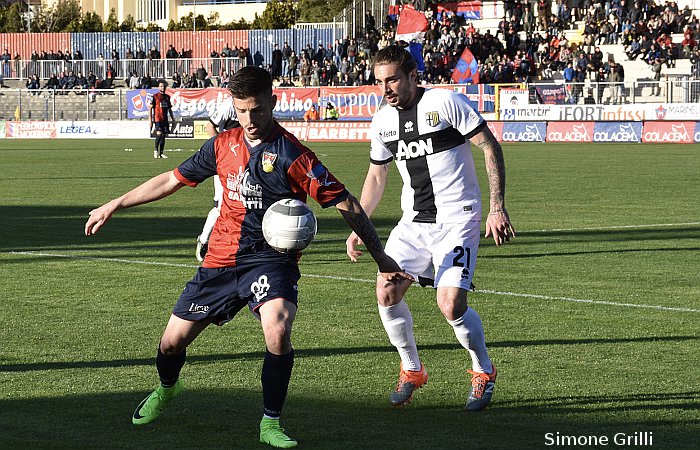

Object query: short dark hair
[229,66,272,99]
[373,44,416,76]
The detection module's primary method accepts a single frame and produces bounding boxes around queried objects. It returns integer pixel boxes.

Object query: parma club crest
[425,111,440,127]
[262,151,277,173]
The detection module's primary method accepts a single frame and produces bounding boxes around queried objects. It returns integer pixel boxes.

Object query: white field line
[311,221,700,243]
[7,250,699,313]
[523,222,700,233]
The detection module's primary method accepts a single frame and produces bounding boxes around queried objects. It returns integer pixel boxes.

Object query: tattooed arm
[337,194,412,282]
[470,127,516,246]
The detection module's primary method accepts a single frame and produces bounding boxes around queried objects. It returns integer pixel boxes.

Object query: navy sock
[261,349,294,418]
[156,347,186,388]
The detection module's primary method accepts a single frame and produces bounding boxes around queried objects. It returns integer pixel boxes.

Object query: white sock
[447,307,493,374]
[199,207,220,244]
[378,300,421,371]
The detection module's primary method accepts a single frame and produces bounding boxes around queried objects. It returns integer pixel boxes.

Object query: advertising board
[642,122,695,144]
[150,120,195,139]
[278,121,372,142]
[57,121,150,139]
[501,122,546,142]
[592,122,643,143]
[501,103,700,122]
[6,121,57,139]
[127,88,232,119]
[546,122,595,142]
[274,88,319,121]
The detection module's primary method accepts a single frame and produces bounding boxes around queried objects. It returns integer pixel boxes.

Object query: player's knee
[263,322,292,353]
[376,282,406,307]
[159,338,186,356]
[437,297,468,321]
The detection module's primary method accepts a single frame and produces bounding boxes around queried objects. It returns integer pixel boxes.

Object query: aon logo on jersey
[395,138,434,161]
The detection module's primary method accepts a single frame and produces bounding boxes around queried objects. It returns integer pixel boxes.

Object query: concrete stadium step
[619,59,693,81]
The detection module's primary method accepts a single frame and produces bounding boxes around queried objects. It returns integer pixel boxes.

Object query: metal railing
[0,89,128,121]
[529,78,700,105]
[1,79,698,122]
[0,57,246,82]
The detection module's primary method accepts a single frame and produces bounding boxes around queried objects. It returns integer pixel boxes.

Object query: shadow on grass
[3,205,698,253]
[0,205,209,252]
[2,335,696,373]
[0,386,697,449]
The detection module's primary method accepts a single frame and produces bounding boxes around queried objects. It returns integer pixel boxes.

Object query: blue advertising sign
[695,122,700,143]
[501,122,546,142]
[592,122,643,143]
[126,88,158,119]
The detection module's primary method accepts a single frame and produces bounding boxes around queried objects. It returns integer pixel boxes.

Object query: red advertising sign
[320,86,383,121]
[279,121,372,142]
[274,88,319,120]
[642,121,695,144]
[6,121,56,139]
[487,122,503,142]
[546,122,594,142]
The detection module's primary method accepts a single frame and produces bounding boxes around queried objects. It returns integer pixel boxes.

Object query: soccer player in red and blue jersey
[85,66,411,449]
[149,80,175,159]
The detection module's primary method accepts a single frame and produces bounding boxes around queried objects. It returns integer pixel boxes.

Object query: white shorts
[384,220,480,290]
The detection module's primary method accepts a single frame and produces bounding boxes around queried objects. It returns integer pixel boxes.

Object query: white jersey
[209,97,238,131]
[208,97,238,204]
[370,87,486,224]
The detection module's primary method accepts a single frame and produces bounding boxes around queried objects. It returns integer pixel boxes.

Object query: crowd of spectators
[253,0,699,93]
[407,0,700,87]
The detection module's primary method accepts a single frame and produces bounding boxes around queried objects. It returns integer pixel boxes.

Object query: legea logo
[188,303,209,314]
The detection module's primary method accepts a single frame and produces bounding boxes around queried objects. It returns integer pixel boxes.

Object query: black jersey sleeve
[174,136,218,186]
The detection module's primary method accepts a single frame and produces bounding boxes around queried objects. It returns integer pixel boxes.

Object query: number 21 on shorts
[452,246,471,280]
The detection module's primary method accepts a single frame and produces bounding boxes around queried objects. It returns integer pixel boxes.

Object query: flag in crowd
[395,6,429,42]
[408,42,425,72]
[451,46,480,84]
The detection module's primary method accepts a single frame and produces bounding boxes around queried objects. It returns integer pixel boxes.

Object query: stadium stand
[1,0,698,116]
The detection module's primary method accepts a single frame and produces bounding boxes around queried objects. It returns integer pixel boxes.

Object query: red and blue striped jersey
[174,123,348,268]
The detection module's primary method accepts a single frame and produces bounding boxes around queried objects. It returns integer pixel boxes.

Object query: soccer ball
[262,199,317,253]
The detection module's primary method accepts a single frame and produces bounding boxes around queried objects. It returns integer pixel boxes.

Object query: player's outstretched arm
[345,162,390,261]
[469,127,516,246]
[85,171,185,236]
[336,195,413,284]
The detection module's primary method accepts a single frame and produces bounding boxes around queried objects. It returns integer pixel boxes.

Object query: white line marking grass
[7,250,698,313]
[524,222,700,233]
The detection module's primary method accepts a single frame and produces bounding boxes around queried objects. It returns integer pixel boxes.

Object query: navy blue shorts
[173,261,301,325]
[154,121,169,134]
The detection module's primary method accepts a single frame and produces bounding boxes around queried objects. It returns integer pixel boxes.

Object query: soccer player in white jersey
[346,45,516,411]
[196,96,239,262]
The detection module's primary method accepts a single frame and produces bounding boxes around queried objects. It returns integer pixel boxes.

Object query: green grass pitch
[1,138,698,449]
